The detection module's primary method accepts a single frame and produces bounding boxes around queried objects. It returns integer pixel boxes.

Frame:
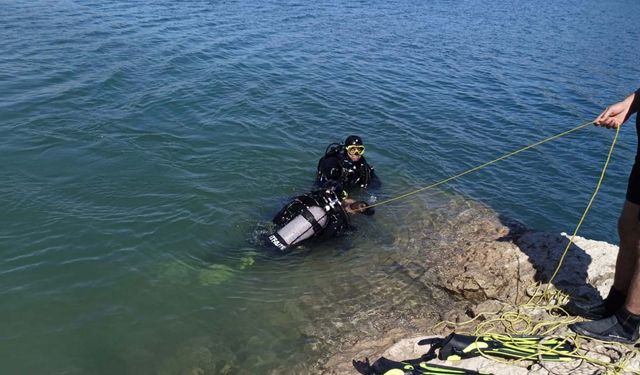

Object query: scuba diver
[316,135,380,189]
[268,182,374,252]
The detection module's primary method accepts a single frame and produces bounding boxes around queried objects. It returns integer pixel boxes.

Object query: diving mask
[346,145,365,156]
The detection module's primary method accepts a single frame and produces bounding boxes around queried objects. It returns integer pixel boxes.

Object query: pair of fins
[419,333,576,362]
[352,334,576,375]
[353,356,490,375]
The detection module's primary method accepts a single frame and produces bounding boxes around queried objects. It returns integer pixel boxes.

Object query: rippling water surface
[1,0,639,373]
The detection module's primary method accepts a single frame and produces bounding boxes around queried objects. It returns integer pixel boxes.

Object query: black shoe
[569,307,640,344]
[563,287,626,320]
[563,300,612,320]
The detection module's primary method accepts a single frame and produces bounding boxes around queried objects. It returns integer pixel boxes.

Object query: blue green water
[1,0,639,373]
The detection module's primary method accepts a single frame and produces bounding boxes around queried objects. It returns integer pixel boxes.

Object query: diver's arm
[361,161,381,191]
[317,157,342,184]
[369,167,381,188]
[359,156,381,189]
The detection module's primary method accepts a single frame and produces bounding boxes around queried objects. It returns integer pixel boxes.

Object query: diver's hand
[595,92,636,129]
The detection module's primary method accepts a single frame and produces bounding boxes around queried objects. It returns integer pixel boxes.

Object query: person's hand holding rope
[596,91,637,129]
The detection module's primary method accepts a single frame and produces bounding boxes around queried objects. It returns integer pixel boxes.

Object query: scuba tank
[269,183,348,252]
[268,206,329,251]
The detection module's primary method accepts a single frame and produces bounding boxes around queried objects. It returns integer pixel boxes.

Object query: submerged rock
[157,336,238,375]
[158,262,192,286]
[197,264,236,286]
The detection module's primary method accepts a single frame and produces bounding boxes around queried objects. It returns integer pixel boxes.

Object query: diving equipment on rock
[353,356,490,375]
[419,333,576,362]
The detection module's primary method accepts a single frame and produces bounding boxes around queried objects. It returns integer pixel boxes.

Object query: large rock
[433,239,536,306]
[516,231,617,302]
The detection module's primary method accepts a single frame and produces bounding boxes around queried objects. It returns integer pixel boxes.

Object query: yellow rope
[545,125,621,287]
[420,123,634,372]
[366,120,595,210]
[433,308,634,372]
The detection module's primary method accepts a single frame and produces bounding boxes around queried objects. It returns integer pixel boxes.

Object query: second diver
[316,135,380,189]
[268,182,374,252]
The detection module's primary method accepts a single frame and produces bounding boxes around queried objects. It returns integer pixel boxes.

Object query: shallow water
[1,0,639,373]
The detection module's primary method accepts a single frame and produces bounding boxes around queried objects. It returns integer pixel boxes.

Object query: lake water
[1,0,639,373]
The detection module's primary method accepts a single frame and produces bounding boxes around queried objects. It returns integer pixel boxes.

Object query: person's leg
[569,200,640,343]
[619,200,640,313]
[613,201,640,294]
[564,201,634,318]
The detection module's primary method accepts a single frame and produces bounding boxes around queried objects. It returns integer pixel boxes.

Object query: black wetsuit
[270,189,350,251]
[316,145,378,189]
[626,89,640,206]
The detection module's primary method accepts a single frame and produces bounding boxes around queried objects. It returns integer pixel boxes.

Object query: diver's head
[322,180,348,200]
[346,201,375,216]
[344,135,365,162]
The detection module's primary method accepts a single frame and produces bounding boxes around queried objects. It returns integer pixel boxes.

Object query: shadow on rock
[513,230,613,304]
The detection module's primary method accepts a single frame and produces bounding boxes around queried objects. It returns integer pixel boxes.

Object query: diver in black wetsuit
[316,135,380,189]
[268,182,374,252]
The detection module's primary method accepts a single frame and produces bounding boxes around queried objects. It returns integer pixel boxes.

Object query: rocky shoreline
[155,198,638,375]
[316,203,640,375]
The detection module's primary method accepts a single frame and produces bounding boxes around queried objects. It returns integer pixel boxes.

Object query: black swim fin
[353,356,492,375]
[419,333,575,362]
